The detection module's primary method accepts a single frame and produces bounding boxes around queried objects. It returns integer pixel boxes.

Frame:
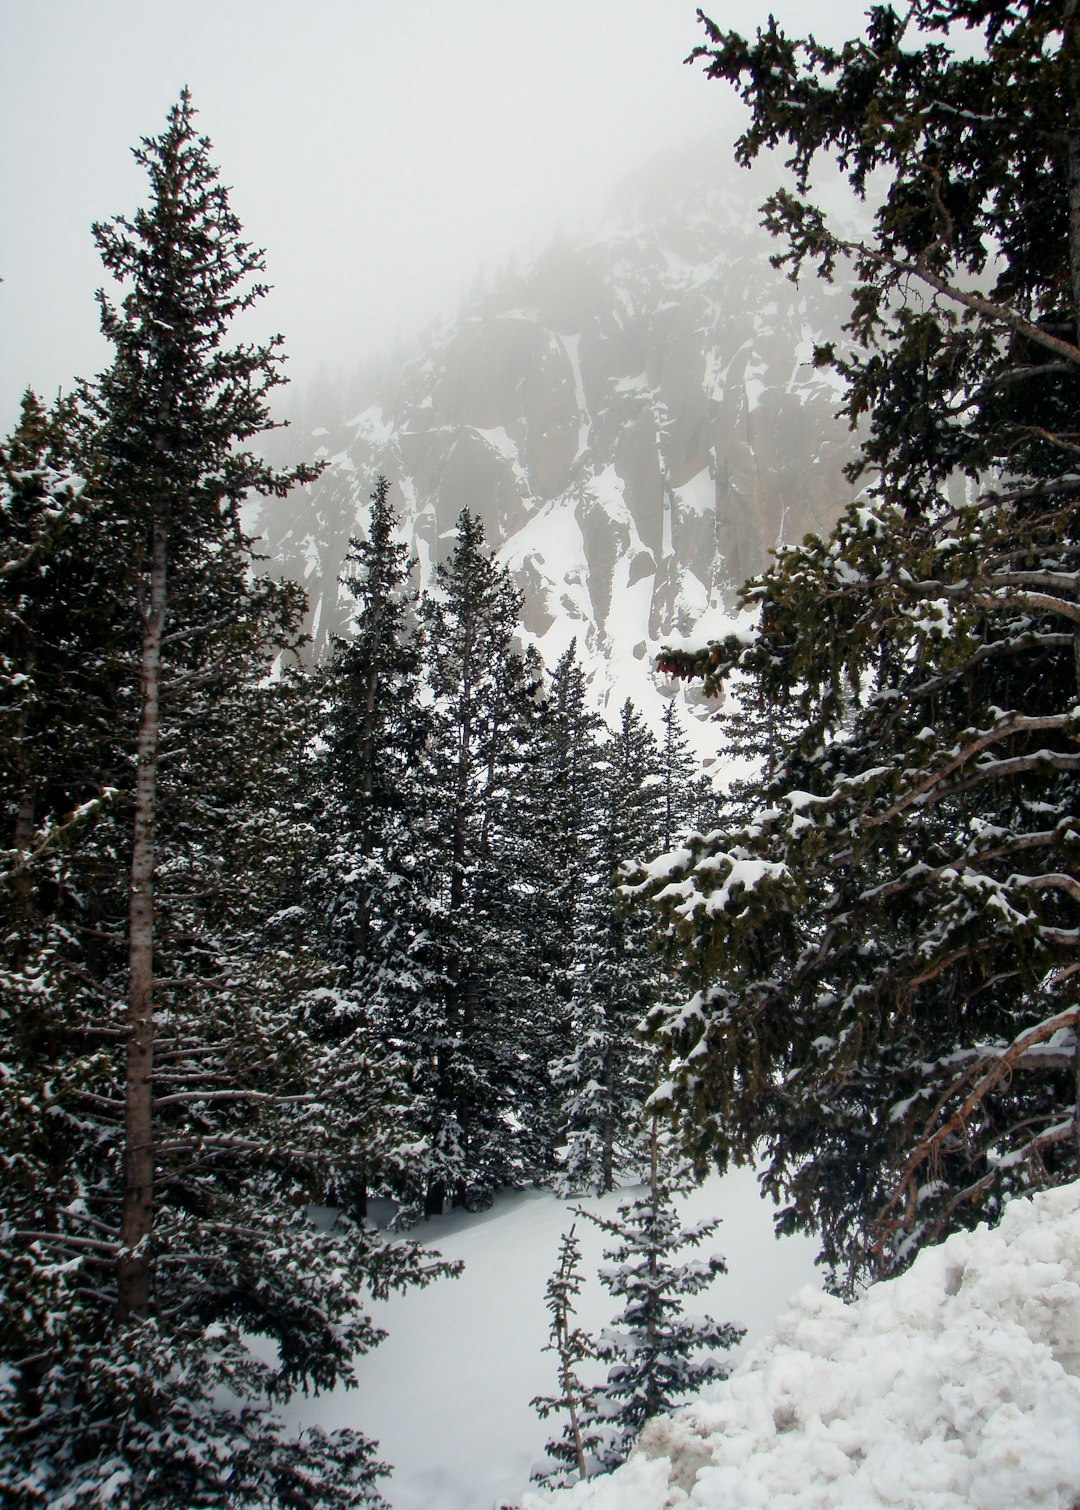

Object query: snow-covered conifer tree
[515,641,608,1176]
[635,2,1080,1284]
[658,699,704,847]
[529,1223,603,1489]
[0,96,455,1507]
[555,700,669,1193]
[416,507,544,1211]
[574,1121,744,1473]
[310,475,435,1218]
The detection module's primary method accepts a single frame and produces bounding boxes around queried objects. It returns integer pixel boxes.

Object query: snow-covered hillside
[521,1182,1080,1510]
[256,146,858,740]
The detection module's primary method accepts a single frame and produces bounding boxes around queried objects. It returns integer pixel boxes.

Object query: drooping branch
[876,1005,1080,1247]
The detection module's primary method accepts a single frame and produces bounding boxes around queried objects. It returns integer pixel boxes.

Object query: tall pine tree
[309,476,433,1219]
[417,508,544,1211]
[0,96,454,1506]
[555,700,669,1195]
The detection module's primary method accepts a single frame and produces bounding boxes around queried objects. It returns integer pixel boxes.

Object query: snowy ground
[286,1168,820,1510]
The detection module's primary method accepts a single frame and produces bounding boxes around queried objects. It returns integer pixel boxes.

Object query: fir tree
[635,2,1080,1284]
[417,507,544,1211]
[0,390,121,919]
[0,96,455,1506]
[517,641,608,1178]
[573,1121,744,1474]
[555,700,668,1194]
[529,1223,601,1489]
[310,476,434,1218]
[658,699,700,849]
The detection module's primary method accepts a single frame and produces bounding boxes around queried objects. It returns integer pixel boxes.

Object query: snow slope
[521,1182,1080,1510]
[286,1168,818,1510]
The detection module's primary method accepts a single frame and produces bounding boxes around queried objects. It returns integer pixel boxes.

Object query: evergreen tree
[555,700,668,1194]
[310,476,434,1218]
[537,643,607,955]
[529,1223,602,1489]
[572,1122,744,1474]
[635,2,1080,1285]
[658,699,701,849]
[0,390,121,913]
[0,96,454,1506]
[518,641,609,1178]
[416,508,544,1211]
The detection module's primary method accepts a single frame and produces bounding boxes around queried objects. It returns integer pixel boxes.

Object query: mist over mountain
[256,145,860,734]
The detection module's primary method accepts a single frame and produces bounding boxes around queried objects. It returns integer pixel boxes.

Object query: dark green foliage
[309,476,435,1219]
[538,1126,743,1480]
[529,1224,601,1489]
[555,700,669,1194]
[521,642,609,1178]
[635,2,1080,1286]
[0,96,456,1505]
[416,507,546,1211]
[659,700,705,848]
[0,390,127,947]
[532,1140,742,1486]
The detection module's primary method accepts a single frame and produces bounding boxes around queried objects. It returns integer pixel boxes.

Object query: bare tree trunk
[118,516,167,1323]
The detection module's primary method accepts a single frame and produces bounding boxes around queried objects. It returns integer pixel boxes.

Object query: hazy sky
[0,1,879,434]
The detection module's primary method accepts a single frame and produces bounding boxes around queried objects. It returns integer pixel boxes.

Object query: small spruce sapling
[579,1118,745,1471]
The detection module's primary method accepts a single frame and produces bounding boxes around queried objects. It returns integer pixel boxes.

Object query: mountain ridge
[256,147,860,747]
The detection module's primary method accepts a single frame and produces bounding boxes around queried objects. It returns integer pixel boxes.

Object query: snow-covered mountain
[257,145,859,728]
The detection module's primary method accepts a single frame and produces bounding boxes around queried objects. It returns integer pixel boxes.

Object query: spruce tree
[555,700,668,1194]
[658,699,701,849]
[635,2,1080,1284]
[414,508,546,1211]
[564,1122,744,1476]
[518,641,608,1179]
[0,389,121,909]
[310,476,433,1218]
[529,1224,602,1489]
[0,96,455,1506]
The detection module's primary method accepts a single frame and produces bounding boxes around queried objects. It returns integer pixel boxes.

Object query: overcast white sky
[0,1,880,435]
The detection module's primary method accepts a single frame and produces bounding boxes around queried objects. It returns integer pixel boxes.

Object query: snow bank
[521,1182,1080,1509]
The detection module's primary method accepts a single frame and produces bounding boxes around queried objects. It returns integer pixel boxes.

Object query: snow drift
[521,1181,1080,1509]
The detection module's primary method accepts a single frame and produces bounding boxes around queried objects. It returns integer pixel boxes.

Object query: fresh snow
[671,468,715,519]
[522,1181,1080,1510]
[286,1168,818,1510]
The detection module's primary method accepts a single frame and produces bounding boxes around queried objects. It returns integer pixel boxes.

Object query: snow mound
[521,1182,1080,1509]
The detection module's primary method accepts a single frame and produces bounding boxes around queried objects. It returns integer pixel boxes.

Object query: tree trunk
[644,1115,662,1420]
[118,516,167,1323]
[424,1179,445,1218]
[10,650,37,966]
[1065,1,1080,327]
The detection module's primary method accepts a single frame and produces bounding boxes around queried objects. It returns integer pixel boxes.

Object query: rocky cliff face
[257,148,859,730]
